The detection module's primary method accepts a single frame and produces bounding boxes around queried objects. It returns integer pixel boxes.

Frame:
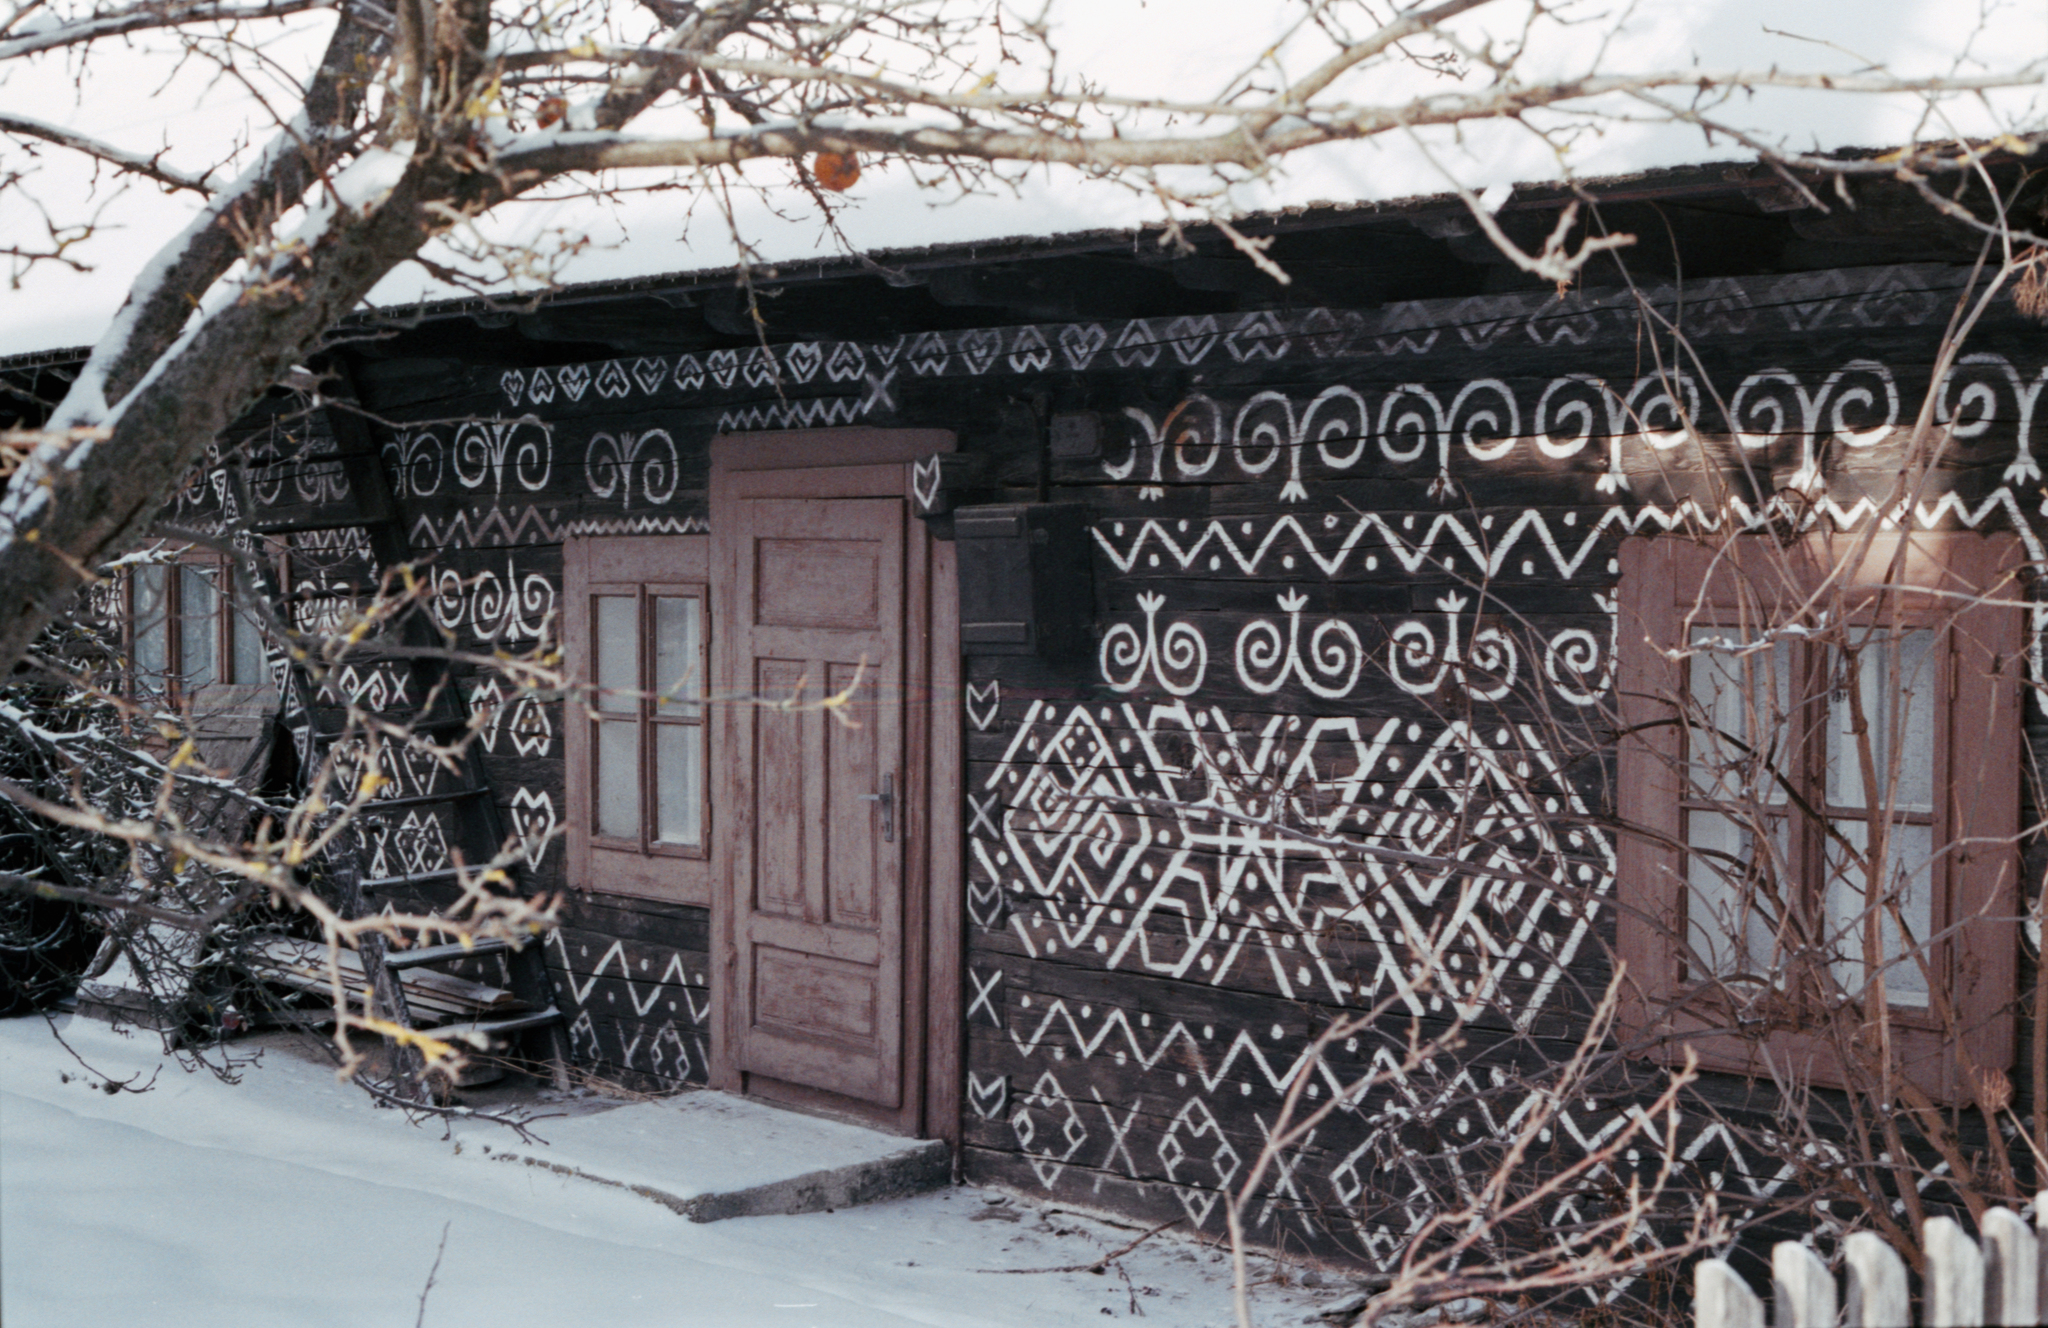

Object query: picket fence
[1695,1195,2048,1328]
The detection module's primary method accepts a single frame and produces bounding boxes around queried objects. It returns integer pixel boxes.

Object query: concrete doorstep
[449,1089,952,1223]
[68,984,950,1225]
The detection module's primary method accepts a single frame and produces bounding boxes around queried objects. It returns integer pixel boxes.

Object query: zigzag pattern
[1094,484,2044,582]
[715,394,869,432]
[545,931,710,1087]
[407,504,569,549]
[562,514,708,538]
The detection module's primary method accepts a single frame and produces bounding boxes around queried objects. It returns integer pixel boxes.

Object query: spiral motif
[469,570,508,640]
[1232,392,1291,476]
[1235,619,1291,695]
[1453,379,1520,462]
[509,417,554,491]
[1728,369,1801,451]
[1389,621,1444,695]
[1942,376,2000,439]
[1624,372,1698,450]
[1376,384,1439,464]
[1098,621,1147,691]
[515,571,555,639]
[634,429,678,506]
[1156,622,1207,695]
[1104,407,1157,481]
[1306,386,1369,471]
[431,568,467,633]
[586,430,626,501]
[1937,353,2019,439]
[1302,620,1365,699]
[1100,597,1206,695]
[1823,360,1898,447]
[453,422,499,491]
[1166,396,1222,478]
[1534,375,1610,459]
[1462,628,1518,702]
[585,429,677,508]
[1544,628,1609,707]
[390,431,444,498]
[296,457,348,505]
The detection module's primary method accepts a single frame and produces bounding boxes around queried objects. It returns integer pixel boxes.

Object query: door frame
[708,427,963,1145]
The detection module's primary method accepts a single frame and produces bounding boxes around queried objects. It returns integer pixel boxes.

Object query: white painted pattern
[982,699,1606,1025]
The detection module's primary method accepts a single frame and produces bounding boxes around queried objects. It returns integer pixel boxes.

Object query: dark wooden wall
[191,259,2047,1262]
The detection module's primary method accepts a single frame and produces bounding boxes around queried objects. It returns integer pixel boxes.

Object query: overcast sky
[0,0,2041,357]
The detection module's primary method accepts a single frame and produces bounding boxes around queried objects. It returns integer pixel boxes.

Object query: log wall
[197,260,2048,1260]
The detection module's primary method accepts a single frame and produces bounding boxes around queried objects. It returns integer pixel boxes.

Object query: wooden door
[728,495,907,1106]
[711,427,964,1142]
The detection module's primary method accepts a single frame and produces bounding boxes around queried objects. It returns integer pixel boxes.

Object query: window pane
[594,595,638,713]
[230,594,266,685]
[1685,633,1797,987]
[133,565,168,677]
[1685,808,1787,983]
[1687,635,1795,806]
[653,595,702,716]
[1827,629,1936,814]
[654,723,702,845]
[595,719,639,839]
[179,565,216,686]
[1825,819,1933,1008]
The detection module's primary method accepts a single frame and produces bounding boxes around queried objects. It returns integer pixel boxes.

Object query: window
[1615,533,2022,1100]
[128,549,269,699]
[563,535,712,903]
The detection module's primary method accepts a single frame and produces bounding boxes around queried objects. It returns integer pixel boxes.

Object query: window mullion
[640,585,653,857]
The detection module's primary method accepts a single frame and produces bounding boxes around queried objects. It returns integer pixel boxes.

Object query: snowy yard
[0,1016,1338,1328]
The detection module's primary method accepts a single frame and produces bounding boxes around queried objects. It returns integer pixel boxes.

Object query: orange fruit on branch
[813,152,860,192]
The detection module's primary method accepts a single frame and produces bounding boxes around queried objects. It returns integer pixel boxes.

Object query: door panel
[826,659,881,928]
[752,659,809,920]
[757,540,882,629]
[730,496,905,1109]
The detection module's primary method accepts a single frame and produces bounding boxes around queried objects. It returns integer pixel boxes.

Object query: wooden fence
[1695,1195,2048,1328]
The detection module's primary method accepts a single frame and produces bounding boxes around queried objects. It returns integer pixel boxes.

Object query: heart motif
[966,1072,1008,1119]
[509,788,557,870]
[911,456,943,513]
[965,681,1000,731]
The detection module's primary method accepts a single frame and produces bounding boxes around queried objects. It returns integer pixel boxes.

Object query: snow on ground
[0,1016,1339,1328]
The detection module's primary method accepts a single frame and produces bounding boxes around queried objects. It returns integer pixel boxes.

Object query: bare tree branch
[0,114,216,195]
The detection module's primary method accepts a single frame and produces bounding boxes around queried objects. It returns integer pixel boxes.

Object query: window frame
[563,534,714,904]
[1615,532,2022,1102]
[125,545,272,704]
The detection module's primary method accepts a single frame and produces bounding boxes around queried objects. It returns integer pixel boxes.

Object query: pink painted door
[727,496,906,1107]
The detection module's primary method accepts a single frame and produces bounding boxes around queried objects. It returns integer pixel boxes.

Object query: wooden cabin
[10,156,2044,1267]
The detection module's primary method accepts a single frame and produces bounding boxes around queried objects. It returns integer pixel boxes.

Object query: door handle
[859,774,895,843]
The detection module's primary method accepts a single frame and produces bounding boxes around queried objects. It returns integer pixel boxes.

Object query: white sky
[0,0,2042,356]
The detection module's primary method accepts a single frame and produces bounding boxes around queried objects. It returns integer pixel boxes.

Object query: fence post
[1772,1242,1836,1328]
[1925,1215,1986,1327]
[1697,1258,1764,1328]
[2035,1192,2048,1320]
[1845,1230,1911,1328]
[1980,1206,2036,1326]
